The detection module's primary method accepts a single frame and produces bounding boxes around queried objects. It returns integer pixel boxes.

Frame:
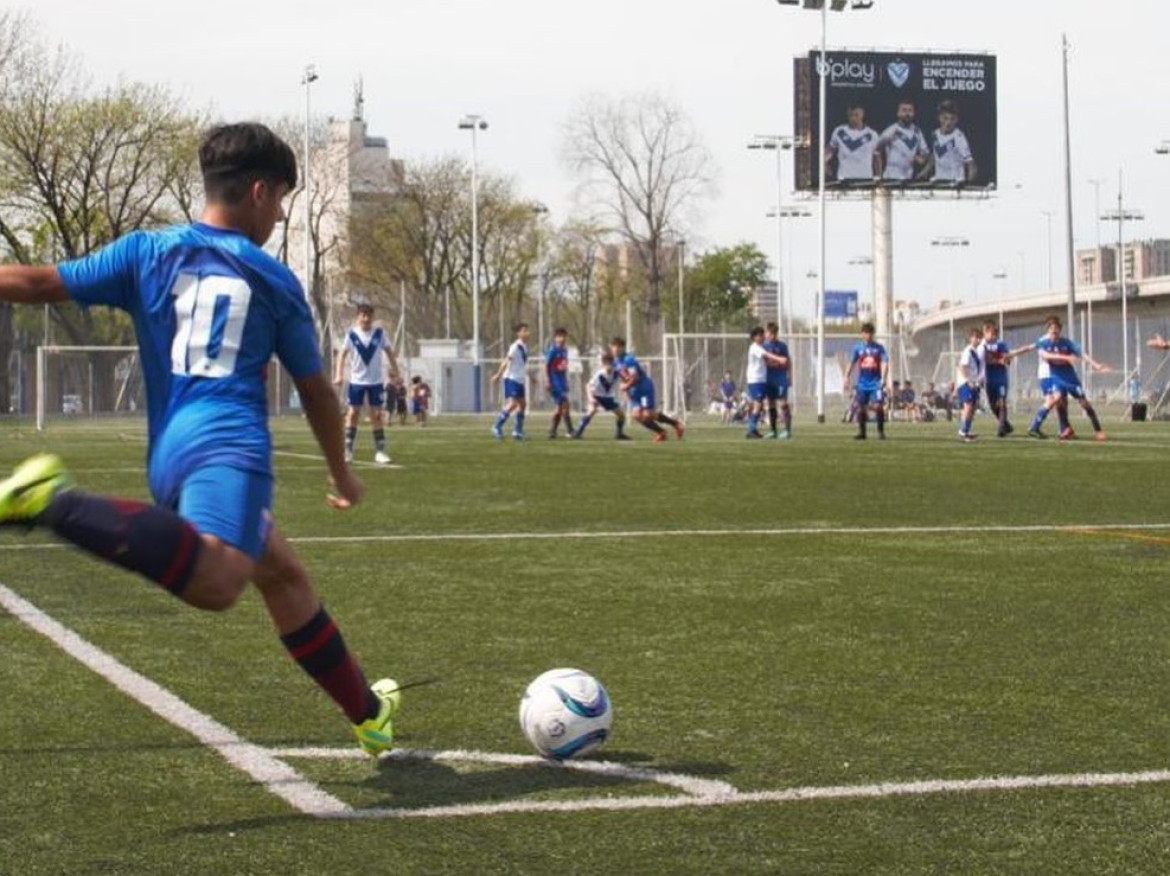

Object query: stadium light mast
[1060,33,1077,340]
[748,134,797,332]
[458,114,489,412]
[1101,172,1143,394]
[775,0,875,422]
[301,65,323,372]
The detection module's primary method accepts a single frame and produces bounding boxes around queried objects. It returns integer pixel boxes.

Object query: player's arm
[761,350,789,367]
[0,265,71,304]
[297,370,364,508]
[1147,334,1170,351]
[1080,351,1111,372]
[333,346,349,387]
[383,345,400,383]
[490,354,508,382]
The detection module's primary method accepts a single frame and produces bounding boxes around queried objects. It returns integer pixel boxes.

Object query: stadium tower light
[1101,177,1143,392]
[775,0,875,422]
[748,135,797,333]
[301,65,324,372]
[458,114,489,412]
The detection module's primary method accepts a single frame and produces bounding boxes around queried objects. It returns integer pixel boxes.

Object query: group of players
[826,98,976,185]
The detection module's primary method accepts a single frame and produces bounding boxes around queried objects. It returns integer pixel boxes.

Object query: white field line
[0,583,350,818]
[1,521,1168,553]
[272,450,402,470]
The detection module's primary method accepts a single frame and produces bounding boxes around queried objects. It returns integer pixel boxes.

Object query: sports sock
[1085,405,1103,432]
[858,409,867,436]
[549,412,561,435]
[280,607,380,724]
[373,429,386,452]
[344,426,357,453]
[576,413,593,435]
[747,412,759,434]
[1030,406,1049,430]
[563,413,575,435]
[656,412,679,427]
[782,405,792,431]
[515,411,526,433]
[494,408,511,429]
[614,417,625,437]
[641,419,666,434]
[1056,405,1070,431]
[768,407,778,431]
[38,491,202,596]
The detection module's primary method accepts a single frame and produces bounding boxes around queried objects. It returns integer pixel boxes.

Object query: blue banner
[823,290,859,318]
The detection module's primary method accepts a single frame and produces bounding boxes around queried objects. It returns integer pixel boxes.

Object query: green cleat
[354,677,402,758]
[0,454,72,526]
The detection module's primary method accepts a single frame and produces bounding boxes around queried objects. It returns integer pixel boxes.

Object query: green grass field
[3,409,1170,874]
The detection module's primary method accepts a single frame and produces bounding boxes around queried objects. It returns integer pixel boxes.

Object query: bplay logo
[816,56,876,85]
[887,60,911,88]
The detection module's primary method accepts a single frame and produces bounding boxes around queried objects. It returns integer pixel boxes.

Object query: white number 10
[170,273,252,378]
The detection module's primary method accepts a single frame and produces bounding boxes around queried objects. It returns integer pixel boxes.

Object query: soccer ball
[518,668,612,759]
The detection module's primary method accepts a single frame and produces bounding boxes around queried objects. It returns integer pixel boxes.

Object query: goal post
[36,346,142,431]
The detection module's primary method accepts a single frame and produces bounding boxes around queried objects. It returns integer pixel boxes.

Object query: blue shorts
[853,387,884,408]
[155,465,273,561]
[549,384,569,405]
[747,382,768,402]
[347,383,384,408]
[504,378,526,400]
[766,381,788,402]
[1040,376,1085,400]
[957,383,980,405]
[985,381,1008,404]
[629,381,656,411]
[593,396,619,412]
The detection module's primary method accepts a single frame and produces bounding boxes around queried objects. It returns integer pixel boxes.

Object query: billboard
[793,51,997,192]
[823,290,859,318]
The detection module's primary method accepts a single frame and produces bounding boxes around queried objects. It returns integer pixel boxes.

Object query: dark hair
[1045,315,1062,329]
[610,336,626,347]
[356,303,374,315]
[765,322,779,334]
[411,375,421,384]
[601,353,614,364]
[750,326,765,340]
[514,322,528,333]
[553,327,567,337]
[982,319,998,331]
[847,102,864,113]
[937,100,959,116]
[200,123,298,205]
[861,322,875,333]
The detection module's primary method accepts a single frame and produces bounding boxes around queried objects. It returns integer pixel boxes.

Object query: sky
[23,0,1170,319]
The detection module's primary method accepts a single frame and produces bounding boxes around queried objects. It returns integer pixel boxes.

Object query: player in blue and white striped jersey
[826,104,879,183]
[491,323,530,440]
[572,354,628,440]
[334,303,398,464]
[955,327,983,442]
[927,100,976,184]
[744,327,792,439]
[876,100,929,182]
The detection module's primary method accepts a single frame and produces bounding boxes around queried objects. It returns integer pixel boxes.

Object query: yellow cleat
[0,454,72,525]
[354,678,402,758]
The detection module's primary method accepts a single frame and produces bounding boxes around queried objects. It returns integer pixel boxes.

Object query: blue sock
[576,413,593,435]
[747,413,758,433]
[1030,407,1048,430]
[515,411,526,434]
[494,409,510,429]
[960,417,971,435]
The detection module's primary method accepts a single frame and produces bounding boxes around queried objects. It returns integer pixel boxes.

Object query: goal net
[36,346,144,431]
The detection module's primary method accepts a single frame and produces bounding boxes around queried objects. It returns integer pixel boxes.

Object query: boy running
[572,353,629,440]
[609,337,684,442]
[1019,315,1109,440]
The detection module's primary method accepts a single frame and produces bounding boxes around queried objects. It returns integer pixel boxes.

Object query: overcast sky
[25,0,1170,317]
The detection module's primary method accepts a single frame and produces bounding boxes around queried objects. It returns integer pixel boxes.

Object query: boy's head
[860,321,875,340]
[937,100,959,133]
[765,321,779,339]
[609,336,627,355]
[514,322,530,341]
[601,353,614,366]
[199,123,297,246]
[355,302,374,329]
[411,375,421,385]
[749,326,765,342]
[552,327,567,347]
[846,103,865,128]
[896,100,916,125]
[968,327,982,345]
[723,370,732,380]
[1044,315,1062,338]
[982,319,999,340]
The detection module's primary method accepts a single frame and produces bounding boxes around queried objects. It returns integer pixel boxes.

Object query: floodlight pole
[302,64,319,354]
[748,135,796,331]
[459,114,489,412]
[816,0,828,423]
[1102,171,1143,391]
[1060,33,1077,341]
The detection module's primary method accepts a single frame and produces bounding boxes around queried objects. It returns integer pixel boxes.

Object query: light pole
[776,0,875,422]
[849,255,873,321]
[931,236,970,302]
[1088,178,1105,252]
[458,114,489,412]
[1040,209,1056,290]
[301,64,319,352]
[765,206,811,335]
[1101,174,1143,392]
[748,134,797,332]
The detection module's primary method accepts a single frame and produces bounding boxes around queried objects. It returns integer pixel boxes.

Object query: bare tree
[562,92,716,353]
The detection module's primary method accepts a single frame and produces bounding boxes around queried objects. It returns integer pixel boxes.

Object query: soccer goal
[35,346,143,431]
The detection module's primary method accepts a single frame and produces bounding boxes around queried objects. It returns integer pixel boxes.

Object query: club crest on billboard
[793,50,997,193]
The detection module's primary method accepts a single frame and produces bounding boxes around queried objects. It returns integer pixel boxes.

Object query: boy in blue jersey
[762,322,793,439]
[1018,315,1109,441]
[334,302,398,464]
[0,123,399,757]
[490,322,529,440]
[545,327,575,439]
[844,322,890,440]
[608,336,684,442]
[979,320,1014,438]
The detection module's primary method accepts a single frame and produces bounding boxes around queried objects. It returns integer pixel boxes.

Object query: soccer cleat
[1095,431,1106,442]
[374,451,392,465]
[960,433,978,442]
[652,432,667,443]
[512,431,525,441]
[1058,427,1076,441]
[765,431,778,440]
[569,432,583,440]
[0,453,72,526]
[878,432,887,440]
[745,431,763,440]
[673,423,685,440]
[853,433,867,441]
[615,434,632,441]
[778,429,791,440]
[491,425,503,441]
[1004,421,1015,435]
[1028,428,1047,440]
[354,678,402,758]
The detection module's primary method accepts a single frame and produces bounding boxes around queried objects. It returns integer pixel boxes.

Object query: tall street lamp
[458,114,489,412]
[1101,175,1143,390]
[748,134,797,332]
[932,236,969,356]
[301,65,325,373]
[776,0,875,422]
[1041,209,1056,290]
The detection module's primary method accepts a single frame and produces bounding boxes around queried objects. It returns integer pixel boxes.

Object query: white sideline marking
[0,583,351,818]
[2,521,1169,553]
[273,450,402,470]
[272,746,738,798]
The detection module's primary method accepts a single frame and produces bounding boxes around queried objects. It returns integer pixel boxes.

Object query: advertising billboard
[823,290,859,319]
[793,51,997,192]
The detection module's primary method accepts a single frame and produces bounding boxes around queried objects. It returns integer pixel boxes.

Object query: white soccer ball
[518,668,613,759]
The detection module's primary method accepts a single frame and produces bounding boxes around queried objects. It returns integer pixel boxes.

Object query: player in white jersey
[743,327,791,439]
[955,327,983,442]
[491,322,530,440]
[825,104,879,183]
[334,302,399,464]
[876,100,929,181]
[927,100,976,184]
[572,353,629,440]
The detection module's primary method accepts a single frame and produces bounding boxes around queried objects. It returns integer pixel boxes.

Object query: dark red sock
[39,491,201,596]
[280,607,379,724]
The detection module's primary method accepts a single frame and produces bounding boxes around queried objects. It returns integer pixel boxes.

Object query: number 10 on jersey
[171,273,252,378]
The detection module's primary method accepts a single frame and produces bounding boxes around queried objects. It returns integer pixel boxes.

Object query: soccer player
[744,326,792,440]
[609,336,684,442]
[410,375,431,426]
[762,322,793,439]
[334,302,398,464]
[926,100,977,184]
[718,370,736,425]
[491,322,529,440]
[955,327,983,442]
[876,100,929,182]
[979,320,1014,437]
[825,103,879,184]
[545,327,575,439]
[0,123,398,757]
[1019,315,1109,440]
[844,322,889,440]
[572,353,629,440]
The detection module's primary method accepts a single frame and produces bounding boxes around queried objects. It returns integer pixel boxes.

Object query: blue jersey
[57,223,321,494]
[762,339,790,386]
[615,352,651,392]
[1034,336,1080,384]
[850,340,888,391]
[545,344,569,388]
[981,339,1010,385]
[719,379,735,400]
